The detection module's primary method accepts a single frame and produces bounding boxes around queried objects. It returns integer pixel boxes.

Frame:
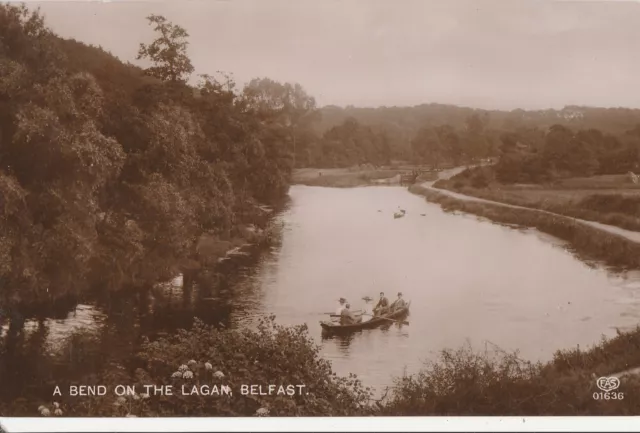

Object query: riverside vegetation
[4,3,640,417]
[10,317,640,416]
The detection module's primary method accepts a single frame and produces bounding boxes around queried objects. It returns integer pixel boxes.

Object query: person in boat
[336,298,347,315]
[390,292,407,312]
[331,298,347,323]
[340,303,363,325]
[361,297,374,322]
[373,292,389,316]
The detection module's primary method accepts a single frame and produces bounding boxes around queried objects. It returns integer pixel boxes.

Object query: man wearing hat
[336,298,347,315]
[373,291,389,316]
[390,292,407,312]
[340,303,362,325]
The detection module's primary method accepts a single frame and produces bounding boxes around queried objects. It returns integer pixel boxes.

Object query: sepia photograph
[2,0,640,425]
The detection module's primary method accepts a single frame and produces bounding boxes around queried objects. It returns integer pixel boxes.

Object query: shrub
[382,334,640,415]
[60,317,374,417]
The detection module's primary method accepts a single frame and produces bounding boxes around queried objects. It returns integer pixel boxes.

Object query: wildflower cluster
[169,359,223,381]
[38,402,63,417]
[111,389,150,417]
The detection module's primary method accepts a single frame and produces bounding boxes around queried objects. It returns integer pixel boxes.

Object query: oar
[362,313,409,326]
[321,310,362,316]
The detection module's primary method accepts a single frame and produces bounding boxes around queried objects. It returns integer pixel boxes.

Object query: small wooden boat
[320,302,411,333]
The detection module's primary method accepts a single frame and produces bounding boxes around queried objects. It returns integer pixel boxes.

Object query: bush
[58,317,374,417]
[382,334,640,415]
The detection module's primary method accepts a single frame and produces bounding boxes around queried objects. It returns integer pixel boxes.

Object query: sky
[25,0,640,110]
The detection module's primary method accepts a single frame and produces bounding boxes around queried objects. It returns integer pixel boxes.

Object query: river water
[3,183,640,402]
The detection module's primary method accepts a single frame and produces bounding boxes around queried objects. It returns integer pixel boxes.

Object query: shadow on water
[320,312,411,351]
[0,214,288,411]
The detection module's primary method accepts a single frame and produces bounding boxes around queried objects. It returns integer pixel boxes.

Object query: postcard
[1,0,640,431]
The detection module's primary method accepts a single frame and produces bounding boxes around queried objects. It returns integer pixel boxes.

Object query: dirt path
[421,168,640,244]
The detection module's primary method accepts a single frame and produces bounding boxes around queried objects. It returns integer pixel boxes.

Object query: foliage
[0,4,304,306]
[62,317,374,416]
[382,332,640,415]
[313,117,391,168]
[492,123,640,184]
[137,14,194,83]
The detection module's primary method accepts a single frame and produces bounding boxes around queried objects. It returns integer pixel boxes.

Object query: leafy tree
[242,78,319,167]
[412,126,445,168]
[137,14,194,83]
[0,4,306,310]
[435,125,463,165]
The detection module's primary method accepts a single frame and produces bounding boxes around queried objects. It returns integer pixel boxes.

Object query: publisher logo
[596,376,620,392]
[593,376,624,400]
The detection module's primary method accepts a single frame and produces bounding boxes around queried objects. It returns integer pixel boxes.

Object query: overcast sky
[28,0,640,110]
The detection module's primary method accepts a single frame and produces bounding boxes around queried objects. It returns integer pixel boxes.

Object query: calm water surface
[248,185,640,391]
[3,184,640,399]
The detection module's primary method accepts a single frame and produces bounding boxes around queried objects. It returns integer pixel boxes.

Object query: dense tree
[412,126,445,168]
[242,78,320,167]
[0,4,300,309]
[314,117,391,168]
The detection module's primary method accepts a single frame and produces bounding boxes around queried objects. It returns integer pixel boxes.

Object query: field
[435,172,640,232]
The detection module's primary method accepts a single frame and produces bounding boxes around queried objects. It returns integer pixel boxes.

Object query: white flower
[213,371,225,379]
[183,370,194,379]
[37,405,46,412]
[40,408,51,416]
[255,407,269,417]
[178,364,189,372]
[141,393,150,400]
[54,408,63,416]
[117,397,127,405]
[53,402,60,409]
[204,362,213,370]
[187,359,197,366]
[133,394,140,401]
[126,414,137,418]
[171,371,183,378]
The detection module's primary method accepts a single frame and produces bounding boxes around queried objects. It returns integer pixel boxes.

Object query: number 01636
[593,391,624,400]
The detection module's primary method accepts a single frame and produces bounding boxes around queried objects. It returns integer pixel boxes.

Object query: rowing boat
[320,302,410,333]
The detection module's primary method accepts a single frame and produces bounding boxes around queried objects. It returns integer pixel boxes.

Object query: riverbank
[293,167,402,187]
[382,324,640,415]
[11,316,640,417]
[409,184,640,270]
[292,167,438,188]
[435,169,640,232]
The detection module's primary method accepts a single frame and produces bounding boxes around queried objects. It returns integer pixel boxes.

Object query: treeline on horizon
[2,3,640,310]
[313,105,640,172]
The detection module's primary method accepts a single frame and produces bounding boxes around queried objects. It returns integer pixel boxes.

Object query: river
[2,183,640,403]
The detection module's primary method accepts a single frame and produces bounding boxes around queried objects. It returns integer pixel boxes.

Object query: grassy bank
[443,186,640,233]
[292,168,403,187]
[293,167,438,188]
[382,326,640,415]
[435,169,640,232]
[409,184,640,271]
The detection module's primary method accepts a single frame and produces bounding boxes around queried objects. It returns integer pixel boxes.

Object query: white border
[2,417,640,432]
